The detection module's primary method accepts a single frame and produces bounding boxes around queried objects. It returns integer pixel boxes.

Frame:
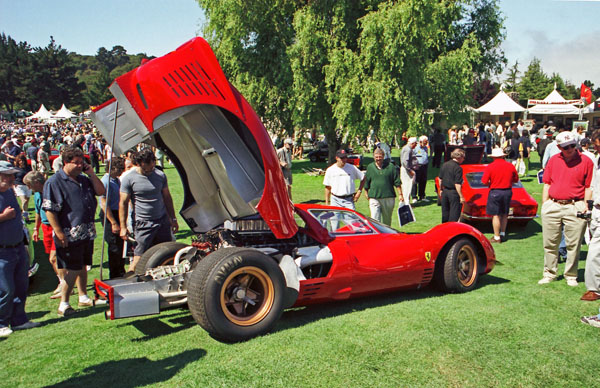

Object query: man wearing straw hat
[481,148,519,243]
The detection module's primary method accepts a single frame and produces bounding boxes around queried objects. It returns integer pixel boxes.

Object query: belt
[332,193,355,199]
[551,198,583,205]
[0,242,23,249]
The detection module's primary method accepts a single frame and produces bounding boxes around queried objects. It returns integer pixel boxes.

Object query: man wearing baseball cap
[0,161,40,337]
[539,131,594,286]
[323,149,365,210]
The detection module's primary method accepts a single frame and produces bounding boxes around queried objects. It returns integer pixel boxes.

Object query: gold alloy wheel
[456,244,477,287]
[220,266,275,326]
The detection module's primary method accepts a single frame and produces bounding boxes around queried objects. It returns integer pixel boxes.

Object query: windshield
[367,217,400,234]
[467,172,523,189]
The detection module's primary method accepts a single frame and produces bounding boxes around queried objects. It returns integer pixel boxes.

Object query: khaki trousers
[541,199,586,279]
[369,197,396,226]
[585,207,600,292]
[400,167,415,203]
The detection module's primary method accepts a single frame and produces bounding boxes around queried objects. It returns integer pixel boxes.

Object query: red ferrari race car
[435,145,538,226]
[91,37,495,342]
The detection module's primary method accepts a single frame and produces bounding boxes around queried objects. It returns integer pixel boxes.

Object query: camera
[577,211,591,221]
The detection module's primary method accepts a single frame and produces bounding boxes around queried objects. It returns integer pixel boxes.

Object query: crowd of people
[0,120,177,336]
[313,119,600,328]
[2,115,600,337]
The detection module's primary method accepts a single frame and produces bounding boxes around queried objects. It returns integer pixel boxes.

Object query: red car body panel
[92,37,296,239]
[292,204,495,306]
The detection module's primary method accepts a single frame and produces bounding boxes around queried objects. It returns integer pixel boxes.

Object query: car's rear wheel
[187,247,285,342]
[435,238,479,293]
[134,241,189,275]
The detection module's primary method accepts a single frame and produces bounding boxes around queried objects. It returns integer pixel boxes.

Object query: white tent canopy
[527,89,581,115]
[475,90,525,115]
[28,104,52,120]
[53,104,76,119]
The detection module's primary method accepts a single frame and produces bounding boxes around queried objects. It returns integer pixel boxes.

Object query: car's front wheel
[435,238,479,293]
[187,247,285,342]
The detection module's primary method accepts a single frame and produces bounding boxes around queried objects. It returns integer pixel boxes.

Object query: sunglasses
[562,144,576,150]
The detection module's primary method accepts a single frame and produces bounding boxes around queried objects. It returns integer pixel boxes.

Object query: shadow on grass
[121,310,197,342]
[464,218,542,241]
[43,348,206,388]
[32,304,106,326]
[273,273,508,335]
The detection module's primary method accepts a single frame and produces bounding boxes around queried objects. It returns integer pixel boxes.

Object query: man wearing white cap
[400,137,418,204]
[539,131,593,286]
[481,148,518,243]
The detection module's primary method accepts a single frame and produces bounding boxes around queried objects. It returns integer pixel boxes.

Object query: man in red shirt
[481,148,519,243]
[539,132,593,286]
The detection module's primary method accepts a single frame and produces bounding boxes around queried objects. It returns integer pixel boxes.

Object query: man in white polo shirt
[323,149,365,210]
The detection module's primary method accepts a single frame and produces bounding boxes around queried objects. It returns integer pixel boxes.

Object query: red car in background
[435,145,538,226]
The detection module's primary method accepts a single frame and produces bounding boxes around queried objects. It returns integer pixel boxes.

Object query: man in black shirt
[439,148,465,222]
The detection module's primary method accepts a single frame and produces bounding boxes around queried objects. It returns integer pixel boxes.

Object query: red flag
[581,83,592,104]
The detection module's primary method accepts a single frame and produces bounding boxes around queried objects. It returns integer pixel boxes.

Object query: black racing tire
[134,241,189,275]
[435,238,480,293]
[187,247,285,342]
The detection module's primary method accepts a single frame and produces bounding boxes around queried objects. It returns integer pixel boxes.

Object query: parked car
[91,37,495,342]
[434,145,538,226]
[307,143,363,168]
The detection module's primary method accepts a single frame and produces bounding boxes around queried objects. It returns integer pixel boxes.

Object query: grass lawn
[2,150,599,387]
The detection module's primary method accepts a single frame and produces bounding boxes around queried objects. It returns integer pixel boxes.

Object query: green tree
[504,60,519,92]
[517,58,551,102]
[472,79,498,106]
[198,0,504,161]
[448,0,506,77]
[199,0,296,137]
[96,45,130,73]
[85,67,113,106]
[0,34,32,112]
[20,37,85,111]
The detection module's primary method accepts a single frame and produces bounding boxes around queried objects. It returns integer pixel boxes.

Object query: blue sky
[1,0,599,85]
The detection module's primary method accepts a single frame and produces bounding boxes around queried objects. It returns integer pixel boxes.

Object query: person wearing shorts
[24,171,62,297]
[481,147,518,243]
[119,148,178,274]
[43,146,105,317]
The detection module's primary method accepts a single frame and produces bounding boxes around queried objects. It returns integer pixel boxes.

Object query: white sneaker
[12,321,40,331]
[581,315,600,328]
[411,199,417,204]
[0,326,12,337]
[566,278,579,287]
[538,276,556,285]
